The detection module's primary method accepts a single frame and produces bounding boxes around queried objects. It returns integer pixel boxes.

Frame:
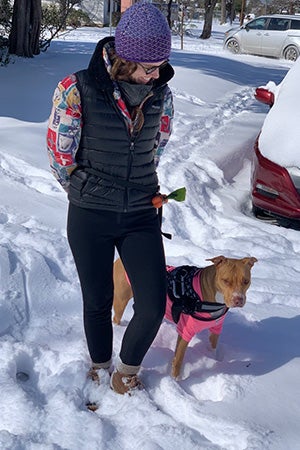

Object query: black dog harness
[167,265,229,324]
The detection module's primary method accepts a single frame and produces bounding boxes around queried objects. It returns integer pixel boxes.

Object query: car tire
[225,38,240,54]
[252,205,266,218]
[283,45,299,61]
[252,205,276,222]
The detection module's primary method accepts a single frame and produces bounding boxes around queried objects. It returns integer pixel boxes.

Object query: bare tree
[199,0,218,39]
[220,0,227,24]
[226,0,236,25]
[9,0,42,57]
[166,0,173,28]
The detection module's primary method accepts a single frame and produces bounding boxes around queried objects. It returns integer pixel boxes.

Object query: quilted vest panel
[68,69,166,212]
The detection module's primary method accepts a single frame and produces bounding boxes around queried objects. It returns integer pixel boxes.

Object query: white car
[224,15,300,61]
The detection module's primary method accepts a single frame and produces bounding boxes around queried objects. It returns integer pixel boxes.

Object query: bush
[42,4,93,29]
[0,0,12,65]
[67,9,93,27]
[42,4,62,29]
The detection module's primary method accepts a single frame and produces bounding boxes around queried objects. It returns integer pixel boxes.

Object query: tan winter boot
[87,362,112,385]
[110,369,143,395]
[86,362,112,411]
[87,366,101,385]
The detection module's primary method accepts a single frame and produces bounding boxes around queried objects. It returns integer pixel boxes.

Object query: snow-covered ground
[0,21,299,450]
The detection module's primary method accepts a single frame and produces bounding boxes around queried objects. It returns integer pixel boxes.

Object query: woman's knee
[134,295,166,324]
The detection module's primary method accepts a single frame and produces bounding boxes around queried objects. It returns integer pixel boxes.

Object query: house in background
[80,0,122,26]
[80,0,164,26]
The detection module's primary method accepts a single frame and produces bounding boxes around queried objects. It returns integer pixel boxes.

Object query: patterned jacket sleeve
[154,86,174,167]
[46,74,82,191]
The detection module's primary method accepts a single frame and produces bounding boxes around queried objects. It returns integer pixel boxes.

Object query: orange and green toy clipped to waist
[152,187,186,209]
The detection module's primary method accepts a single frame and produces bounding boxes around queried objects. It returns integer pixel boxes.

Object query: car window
[246,18,268,30]
[291,19,300,30]
[267,18,289,31]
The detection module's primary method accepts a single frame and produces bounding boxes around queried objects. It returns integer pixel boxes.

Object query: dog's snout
[234,298,244,307]
[232,294,245,307]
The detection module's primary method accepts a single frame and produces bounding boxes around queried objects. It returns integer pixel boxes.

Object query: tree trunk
[9,0,41,57]
[220,0,226,25]
[167,0,172,28]
[31,0,42,55]
[200,0,218,39]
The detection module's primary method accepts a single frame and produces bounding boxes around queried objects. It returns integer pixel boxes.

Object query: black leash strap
[158,205,172,240]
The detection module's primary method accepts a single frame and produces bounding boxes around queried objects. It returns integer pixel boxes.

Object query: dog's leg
[209,332,224,361]
[112,258,133,324]
[209,333,219,350]
[171,335,189,379]
[113,290,132,324]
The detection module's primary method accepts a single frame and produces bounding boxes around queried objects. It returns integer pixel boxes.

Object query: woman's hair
[109,48,137,81]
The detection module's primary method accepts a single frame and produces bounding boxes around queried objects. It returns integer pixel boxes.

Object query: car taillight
[255,183,279,199]
[254,87,275,107]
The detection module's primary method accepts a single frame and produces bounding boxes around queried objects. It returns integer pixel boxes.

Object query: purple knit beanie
[115,2,171,63]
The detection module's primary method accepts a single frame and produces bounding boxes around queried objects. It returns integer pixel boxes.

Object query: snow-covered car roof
[258,58,300,167]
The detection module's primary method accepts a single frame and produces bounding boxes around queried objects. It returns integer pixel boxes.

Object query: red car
[251,61,300,230]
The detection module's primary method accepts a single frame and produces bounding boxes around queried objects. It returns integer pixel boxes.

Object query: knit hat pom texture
[115,2,171,63]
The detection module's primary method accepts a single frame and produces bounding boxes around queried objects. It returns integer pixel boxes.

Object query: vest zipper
[123,140,135,212]
[107,90,155,212]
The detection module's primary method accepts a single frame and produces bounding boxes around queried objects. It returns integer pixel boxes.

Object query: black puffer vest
[68,37,174,212]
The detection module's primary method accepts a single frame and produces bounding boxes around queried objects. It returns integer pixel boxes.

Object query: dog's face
[207,256,257,308]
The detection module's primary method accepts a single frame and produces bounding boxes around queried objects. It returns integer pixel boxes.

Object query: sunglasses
[137,60,169,75]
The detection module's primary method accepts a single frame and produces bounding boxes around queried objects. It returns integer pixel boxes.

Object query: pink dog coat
[164,266,227,342]
[125,265,227,343]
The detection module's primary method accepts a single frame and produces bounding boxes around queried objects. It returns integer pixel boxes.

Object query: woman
[47,2,174,395]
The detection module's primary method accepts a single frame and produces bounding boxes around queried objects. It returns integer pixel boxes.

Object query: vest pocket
[70,168,88,192]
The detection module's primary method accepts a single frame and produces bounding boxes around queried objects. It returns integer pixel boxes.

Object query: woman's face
[130,60,167,84]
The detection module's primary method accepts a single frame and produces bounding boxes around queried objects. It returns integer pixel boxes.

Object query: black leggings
[67,203,167,366]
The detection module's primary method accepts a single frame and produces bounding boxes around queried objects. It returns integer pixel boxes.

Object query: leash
[158,206,172,240]
[154,187,186,240]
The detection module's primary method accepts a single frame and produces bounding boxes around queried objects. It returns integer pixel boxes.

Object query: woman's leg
[116,209,167,368]
[67,203,115,366]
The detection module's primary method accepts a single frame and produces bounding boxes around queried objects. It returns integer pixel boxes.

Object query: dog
[113,255,257,378]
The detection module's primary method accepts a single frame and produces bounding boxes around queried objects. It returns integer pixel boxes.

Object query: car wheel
[225,38,240,54]
[283,45,299,61]
[252,205,266,218]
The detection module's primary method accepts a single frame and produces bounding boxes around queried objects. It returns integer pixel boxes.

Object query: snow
[258,56,300,166]
[0,21,300,450]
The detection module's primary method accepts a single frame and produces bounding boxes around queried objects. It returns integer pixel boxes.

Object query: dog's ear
[206,255,227,267]
[242,257,258,268]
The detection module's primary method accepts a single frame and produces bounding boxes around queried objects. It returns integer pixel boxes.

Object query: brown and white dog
[113,255,257,379]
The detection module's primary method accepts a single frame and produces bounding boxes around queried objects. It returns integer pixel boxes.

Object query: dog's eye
[222,278,230,285]
[243,279,249,285]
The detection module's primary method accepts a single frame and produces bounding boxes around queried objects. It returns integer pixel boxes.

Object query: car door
[261,18,290,57]
[241,17,268,55]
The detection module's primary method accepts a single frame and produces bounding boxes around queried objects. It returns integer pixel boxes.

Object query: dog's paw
[206,342,216,354]
[215,344,225,361]
[206,343,224,361]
